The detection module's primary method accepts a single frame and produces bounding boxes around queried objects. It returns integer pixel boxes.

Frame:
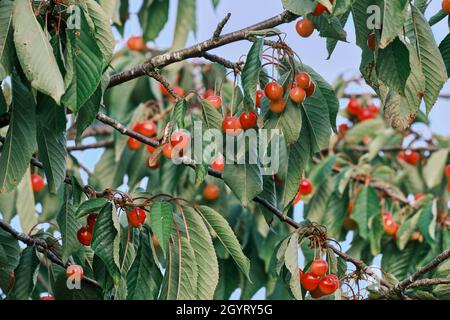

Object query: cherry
[204,89,214,99]
[295,19,315,38]
[368,103,379,115]
[357,108,374,122]
[338,123,349,136]
[310,259,328,277]
[318,274,339,295]
[269,99,287,113]
[222,116,242,136]
[127,137,141,151]
[312,0,333,16]
[310,287,325,299]
[411,231,423,242]
[170,131,190,150]
[296,72,312,90]
[367,32,376,51]
[77,227,93,246]
[127,36,147,52]
[135,121,157,137]
[347,97,362,116]
[162,143,173,159]
[293,191,302,205]
[301,272,320,291]
[203,183,220,201]
[31,174,45,193]
[147,156,161,169]
[206,95,222,110]
[299,178,313,196]
[383,213,399,238]
[398,150,421,166]
[172,86,185,99]
[211,155,225,172]
[147,145,156,153]
[289,87,306,104]
[255,90,265,108]
[264,82,284,101]
[328,274,340,290]
[66,265,84,279]
[443,0,450,14]
[239,111,258,130]
[87,213,98,230]
[40,296,56,300]
[445,164,450,178]
[305,81,316,97]
[128,208,147,228]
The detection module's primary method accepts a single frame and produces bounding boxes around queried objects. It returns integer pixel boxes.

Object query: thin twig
[213,13,232,40]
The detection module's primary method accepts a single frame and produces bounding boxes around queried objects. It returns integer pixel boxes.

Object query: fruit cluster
[346,97,379,123]
[398,150,421,166]
[300,258,340,299]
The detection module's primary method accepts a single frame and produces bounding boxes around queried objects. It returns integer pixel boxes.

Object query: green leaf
[282,0,316,16]
[284,232,302,300]
[139,0,169,42]
[75,198,108,219]
[184,206,219,300]
[91,202,121,279]
[0,75,36,193]
[201,99,223,130]
[352,186,381,240]
[57,184,82,262]
[311,15,347,41]
[424,149,448,189]
[418,201,437,245]
[344,118,384,145]
[75,85,102,143]
[429,10,448,26]
[380,0,409,49]
[173,99,187,129]
[12,0,65,104]
[368,210,384,255]
[376,38,411,95]
[16,169,37,235]
[171,0,196,50]
[36,94,67,193]
[149,202,173,257]
[196,205,251,280]
[0,0,13,60]
[265,99,302,145]
[439,33,450,79]
[0,227,20,293]
[397,212,421,250]
[89,149,128,190]
[8,247,39,300]
[62,9,103,113]
[127,227,162,300]
[53,274,102,300]
[241,38,263,110]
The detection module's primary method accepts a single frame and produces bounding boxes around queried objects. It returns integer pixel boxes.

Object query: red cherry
[127,137,141,151]
[40,296,56,300]
[443,0,450,14]
[162,143,173,159]
[310,259,328,277]
[203,184,220,201]
[383,213,399,237]
[399,150,421,166]
[211,155,225,172]
[264,82,284,101]
[127,36,147,52]
[147,144,156,153]
[367,32,376,51]
[87,213,98,230]
[77,227,93,246]
[128,208,147,228]
[269,99,287,113]
[170,131,190,150]
[445,164,450,178]
[414,193,425,201]
[301,272,320,291]
[203,89,214,99]
[328,274,340,290]
[368,103,379,115]
[357,108,374,122]
[310,287,325,299]
[172,86,184,99]
[299,178,313,196]
[239,111,258,130]
[305,81,316,97]
[222,116,242,136]
[338,123,349,136]
[135,121,157,137]
[31,174,45,193]
[66,265,84,279]
[293,191,302,205]
[347,98,362,116]
[312,0,333,16]
[289,87,306,104]
[295,19,315,38]
[255,90,264,108]
[296,72,312,90]
[206,95,222,110]
[318,275,339,295]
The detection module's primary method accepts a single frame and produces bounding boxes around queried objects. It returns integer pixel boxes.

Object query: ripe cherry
[172,86,185,99]
[305,81,316,97]
[338,123,349,136]
[318,274,339,295]
[299,178,313,196]
[128,208,147,228]
[87,213,98,230]
[398,150,421,166]
[443,0,450,14]
[347,97,362,116]
[135,121,157,137]
[206,95,222,110]
[296,72,312,90]
[170,131,190,150]
[367,32,376,51]
[162,143,173,159]
[222,116,242,136]
[255,90,265,108]
[239,111,258,130]
[293,191,302,205]
[211,155,225,172]
[77,227,93,246]
[203,183,220,201]
[445,164,450,178]
[357,108,374,122]
[204,89,214,99]
[301,272,320,291]
[289,87,306,104]
[328,274,340,290]
[127,137,141,151]
[66,265,84,280]
[269,99,287,113]
[383,213,399,237]
[312,0,333,16]
[264,82,284,101]
[40,296,56,300]
[310,259,328,277]
[368,103,379,115]
[296,19,315,38]
[127,36,147,52]
[310,287,325,299]
[31,174,45,193]
[147,145,156,153]
[411,231,423,242]
[147,156,161,170]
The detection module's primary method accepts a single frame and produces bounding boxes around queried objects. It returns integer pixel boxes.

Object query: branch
[66,138,113,151]
[406,278,450,289]
[202,52,243,72]
[213,13,232,40]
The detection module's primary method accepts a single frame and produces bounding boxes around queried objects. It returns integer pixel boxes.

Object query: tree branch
[406,278,450,289]
[213,13,232,40]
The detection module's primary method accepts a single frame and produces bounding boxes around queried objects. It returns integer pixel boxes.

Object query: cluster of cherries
[346,97,379,123]
[293,178,314,205]
[31,173,46,193]
[295,0,334,38]
[299,258,340,299]
[76,212,98,246]
[397,150,421,166]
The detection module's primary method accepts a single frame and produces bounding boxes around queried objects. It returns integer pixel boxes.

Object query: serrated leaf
[171,0,196,50]
[201,99,223,130]
[424,149,448,189]
[139,0,169,42]
[150,202,173,258]
[8,247,39,300]
[53,273,102,300]
[380,0,409,49]
[0,0,13,60]
[0,228,20,293]
[284,232,302,300]
[282,0,316,16]
[15,169,37,235]
[75,85,102,143]
[352,186,381,240]
[75,198,108,219]
[173,99,187,128]
[265,99,302,145]
[242,38,263,110]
